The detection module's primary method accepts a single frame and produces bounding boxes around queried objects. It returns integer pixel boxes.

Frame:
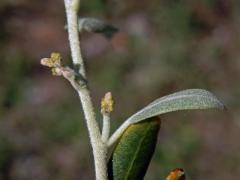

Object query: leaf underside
[108,117,160,180]
[127,89,224,124]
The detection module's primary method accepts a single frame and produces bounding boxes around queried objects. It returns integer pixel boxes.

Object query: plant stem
[77,90,108,180]
[64,0,86,77]
[101,113,111,143]
[64,0,108,179]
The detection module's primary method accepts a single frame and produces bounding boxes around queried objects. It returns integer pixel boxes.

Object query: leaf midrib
[124,123,151,180]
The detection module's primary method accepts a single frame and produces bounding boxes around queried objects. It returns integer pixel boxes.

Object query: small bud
[50,52,62,67]
[51,67,62,76]
[101,92,114,113]
[41,58,54,67]
[166,168,185,180]
[40,52,62,68]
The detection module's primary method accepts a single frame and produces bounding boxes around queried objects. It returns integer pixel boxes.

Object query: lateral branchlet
[40,52,87,89]
[41,52,62,68]
[101,92,114,143]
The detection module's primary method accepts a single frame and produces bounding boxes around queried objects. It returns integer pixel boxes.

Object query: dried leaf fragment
[166,168,186,180]
[78,17,118,38]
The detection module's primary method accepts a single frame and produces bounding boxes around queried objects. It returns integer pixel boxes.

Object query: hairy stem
[101,113,111,143]
[64,0,108,179]
[77,90,108,180]
[64,0,86,77]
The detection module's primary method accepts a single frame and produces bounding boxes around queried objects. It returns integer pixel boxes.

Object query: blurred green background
[0,0,239,179]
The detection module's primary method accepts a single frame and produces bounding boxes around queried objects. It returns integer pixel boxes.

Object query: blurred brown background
[0,0,239,179]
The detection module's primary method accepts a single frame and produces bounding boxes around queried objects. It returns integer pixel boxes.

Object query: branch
[63,0,108,179]
[64,0,86,77]
[101,92,114,143]
[101,113,111,143]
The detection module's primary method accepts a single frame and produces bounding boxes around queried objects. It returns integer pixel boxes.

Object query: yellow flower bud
[41,58,55,67]
[101,92,114,113]
[51,67,62,76]
[40,52,62,68]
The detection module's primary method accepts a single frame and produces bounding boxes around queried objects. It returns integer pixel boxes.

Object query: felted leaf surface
[107,89,224,147]
[108,117,160,180]
[127,89,224,124]
[78,17,118,38]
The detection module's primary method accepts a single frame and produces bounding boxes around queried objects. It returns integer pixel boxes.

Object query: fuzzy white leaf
[127,89,224,124]
[107,89,224,147]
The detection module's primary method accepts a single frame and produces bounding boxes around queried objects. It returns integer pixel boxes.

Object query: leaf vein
[124,123,151,180]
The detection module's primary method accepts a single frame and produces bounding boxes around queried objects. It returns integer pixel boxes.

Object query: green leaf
[108,117,160,180]
[127,89,224,124]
